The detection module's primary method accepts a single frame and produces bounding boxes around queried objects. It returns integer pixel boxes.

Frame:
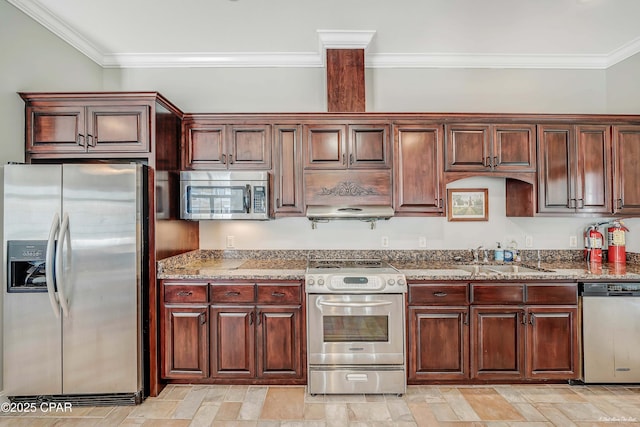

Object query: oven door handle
[318,300,393,307]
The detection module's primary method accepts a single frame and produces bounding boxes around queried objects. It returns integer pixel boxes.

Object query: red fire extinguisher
[584,224,604,263]
[607,220,629,264]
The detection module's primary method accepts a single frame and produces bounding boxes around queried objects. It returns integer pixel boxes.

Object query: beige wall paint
[0,0,104,395]
[606,52,640,113]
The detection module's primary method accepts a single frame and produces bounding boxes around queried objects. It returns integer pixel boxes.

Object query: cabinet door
[526,306,579,380]
[348,124,390,168]
[162,306,208,379]
[227,124,272,169]
[471,306,525,380]
[493,124,536,172]
[393,124,444,214]
[445,124,491,171]
[408,307,469,382]
[537,125,575,214]
[256,306,303,379]
[273,125,304,215]
[210,306,255,378]
[612,125,640,214]
[86,105,149,152]
[538,124,611,214]
[183,123,226,169]
[574,125,611,214]
[303,124,347,169]
[26,106,87,153]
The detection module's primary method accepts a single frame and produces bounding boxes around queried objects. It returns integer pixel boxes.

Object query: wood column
[326,49,365,112]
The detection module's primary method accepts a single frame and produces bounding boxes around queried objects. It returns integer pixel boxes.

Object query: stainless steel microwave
[180,171,270,220]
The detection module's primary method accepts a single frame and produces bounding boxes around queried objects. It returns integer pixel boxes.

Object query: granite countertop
[157,250,640,281]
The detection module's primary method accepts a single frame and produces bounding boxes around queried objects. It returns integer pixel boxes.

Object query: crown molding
[317,30,376,50]
[102,52,324,69]
[367,53,610,69]
[9,0,640,70]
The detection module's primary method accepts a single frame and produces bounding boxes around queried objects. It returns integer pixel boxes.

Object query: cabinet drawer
[409,284,468,305]
[471,284,524,304]
[526,284,577,305]
[211,284,255,303]
[257,284,302,305]
[164,283,209,304]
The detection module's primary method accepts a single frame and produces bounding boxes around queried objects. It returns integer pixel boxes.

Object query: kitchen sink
[454,264,548,274]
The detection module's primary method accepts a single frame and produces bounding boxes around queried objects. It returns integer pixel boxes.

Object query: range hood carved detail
[319,181,379,197]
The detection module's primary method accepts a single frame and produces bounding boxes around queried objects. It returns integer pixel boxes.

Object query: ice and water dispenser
[6,240,50,292]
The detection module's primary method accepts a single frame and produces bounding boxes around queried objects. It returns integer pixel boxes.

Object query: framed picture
[447,188,488,221]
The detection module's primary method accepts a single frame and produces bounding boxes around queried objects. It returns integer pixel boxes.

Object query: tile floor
[1,383,640,426]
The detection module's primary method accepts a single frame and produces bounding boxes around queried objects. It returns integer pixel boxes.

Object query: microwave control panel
[254,186,266,213]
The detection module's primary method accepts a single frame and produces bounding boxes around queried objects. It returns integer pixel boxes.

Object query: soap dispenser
[494,242,504,262]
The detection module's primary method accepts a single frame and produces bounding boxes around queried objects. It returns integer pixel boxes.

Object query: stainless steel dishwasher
[581,282,640,383]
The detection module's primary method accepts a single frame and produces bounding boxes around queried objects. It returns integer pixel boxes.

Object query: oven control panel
[305,274,407,293]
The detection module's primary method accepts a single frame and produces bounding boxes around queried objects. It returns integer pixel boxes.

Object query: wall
[0,0,104,397]
[606,52,640,113]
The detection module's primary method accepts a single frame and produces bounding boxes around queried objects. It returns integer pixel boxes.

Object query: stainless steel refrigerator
[2,163,147,404]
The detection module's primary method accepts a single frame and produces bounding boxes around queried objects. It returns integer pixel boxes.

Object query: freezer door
[3,164,63,395]
[59,163,142,394]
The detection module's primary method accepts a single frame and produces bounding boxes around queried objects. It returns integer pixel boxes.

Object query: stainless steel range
[305,259,407,395]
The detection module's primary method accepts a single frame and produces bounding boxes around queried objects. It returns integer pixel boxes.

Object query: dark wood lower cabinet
[257,306,303,378]
[526,306,579,379]
[161,280,305,385]
[408,281,579,384]
[162,306,209,379]
[408,307,469,382]
[210,306,255,378]
[471,306,526,380]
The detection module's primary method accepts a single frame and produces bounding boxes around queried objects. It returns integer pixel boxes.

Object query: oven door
[307,293,405,365]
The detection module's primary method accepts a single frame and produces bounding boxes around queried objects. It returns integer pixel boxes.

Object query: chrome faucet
[471,246,484,263]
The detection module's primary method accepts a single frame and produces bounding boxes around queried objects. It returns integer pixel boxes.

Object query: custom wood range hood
[305,40,396,226]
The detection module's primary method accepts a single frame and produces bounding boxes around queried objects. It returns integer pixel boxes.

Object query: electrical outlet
[525,235,533,248]
[418,236,427,248]
[226,235,235,248]
[381,236,389,248]
[569,235,577,248]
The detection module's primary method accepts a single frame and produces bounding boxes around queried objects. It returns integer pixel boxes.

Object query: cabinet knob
[271,291,286,297]
[349,153,354,165]
[222,154,227,164]
[342,153,346,164]
[433,291,448,297]
[225,291,240,297]
[77,134,85,147]
[199,313,206,325]
[229,154,234,164]
[618,198,623,209]
[176,291,193,297]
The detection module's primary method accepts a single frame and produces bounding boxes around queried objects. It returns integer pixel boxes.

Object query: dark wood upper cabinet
[537,124,611,215]
[273,125,304,216]
[183,120,271,170]
[445,124,535,173]
[393,124,444,214]
[25,102,149,155]
[303,123,390,169]
[303,124,346,168]
[612,125,640,215]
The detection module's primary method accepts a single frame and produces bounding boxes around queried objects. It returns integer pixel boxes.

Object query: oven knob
[387,278,395,285]
[398,278,406,286]
[307,278,315,286]
[318,278,325,286]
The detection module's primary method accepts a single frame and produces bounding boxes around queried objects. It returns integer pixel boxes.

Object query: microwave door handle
[244,184,251,213]
[46,213,61,318]
[55,213,71,317]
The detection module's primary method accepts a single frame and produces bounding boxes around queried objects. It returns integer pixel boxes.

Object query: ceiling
[8,0,640,69]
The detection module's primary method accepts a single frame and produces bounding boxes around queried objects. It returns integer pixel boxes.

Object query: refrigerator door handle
[55,212,71,317]
[46,213,61,318]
